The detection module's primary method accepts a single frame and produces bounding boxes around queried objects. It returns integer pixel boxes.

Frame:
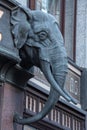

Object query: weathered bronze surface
[0,0,77,125]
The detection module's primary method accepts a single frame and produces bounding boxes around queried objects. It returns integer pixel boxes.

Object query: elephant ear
[15,21,30,49]
[11,7,31,49]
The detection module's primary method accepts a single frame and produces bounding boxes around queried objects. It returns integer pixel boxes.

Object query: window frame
[29,0,35,9]
[63,0,77,61]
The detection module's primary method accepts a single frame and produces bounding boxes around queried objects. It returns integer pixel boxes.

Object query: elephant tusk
[13,60,68,125]
[13,57,77,125]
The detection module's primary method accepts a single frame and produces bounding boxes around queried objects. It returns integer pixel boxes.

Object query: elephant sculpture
[10,1,77,125]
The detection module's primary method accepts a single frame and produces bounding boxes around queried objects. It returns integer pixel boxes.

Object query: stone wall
[76,0,87,68]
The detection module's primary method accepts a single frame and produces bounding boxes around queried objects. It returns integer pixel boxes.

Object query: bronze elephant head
[10,2,77,125]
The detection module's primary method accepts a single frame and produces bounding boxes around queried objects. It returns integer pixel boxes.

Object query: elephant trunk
[14,59,77,125]
[40,58,78,104]
[13,60,60,124]
[13,60,65,124]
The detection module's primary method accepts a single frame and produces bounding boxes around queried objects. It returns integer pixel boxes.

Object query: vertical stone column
[0,83,24,130]
[76,0,87,67]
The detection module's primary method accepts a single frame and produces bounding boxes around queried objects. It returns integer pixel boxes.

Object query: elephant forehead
[33,22,50,33]
[32,10,55,22]
[32,14,56,33]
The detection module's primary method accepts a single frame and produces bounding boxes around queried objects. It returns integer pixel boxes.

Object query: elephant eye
[38,31,48,40]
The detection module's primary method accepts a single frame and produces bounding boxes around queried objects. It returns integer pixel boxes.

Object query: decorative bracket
[0,60,34,89]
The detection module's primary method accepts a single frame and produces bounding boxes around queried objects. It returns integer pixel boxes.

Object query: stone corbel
[0,61,34,89]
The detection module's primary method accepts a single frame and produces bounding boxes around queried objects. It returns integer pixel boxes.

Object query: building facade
[0,0,87,130]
